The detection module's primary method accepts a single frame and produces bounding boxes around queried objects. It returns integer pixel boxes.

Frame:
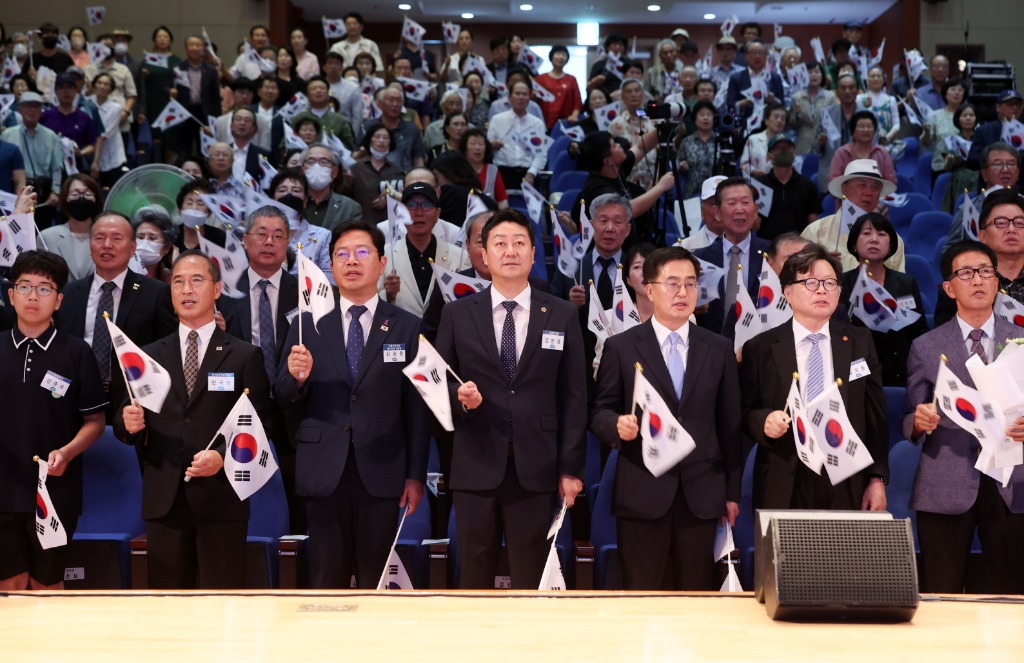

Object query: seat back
[884,386,907,450]
[591,449,619,589]
[931,172,951,211]
[550,170,589,193]
[546,135,572,170]
[77,427,144,536]
[912,152,934,196]
[887,192,932,228]
[800,152,820,180]
[905,254,939,316]
[904,211,953,258]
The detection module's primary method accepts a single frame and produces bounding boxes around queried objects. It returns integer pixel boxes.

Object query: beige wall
[2,0,269,61]
[920,0,1024,73]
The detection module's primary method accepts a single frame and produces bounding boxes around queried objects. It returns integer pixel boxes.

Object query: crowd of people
[1,15,1024,597]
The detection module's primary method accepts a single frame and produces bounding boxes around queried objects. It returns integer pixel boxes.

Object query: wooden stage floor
[3,590,1023,660]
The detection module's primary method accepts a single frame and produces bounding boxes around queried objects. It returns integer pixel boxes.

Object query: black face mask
[42,36,59,49]
[65,198,100,221]
[772,151,795,168]
[277,194,305,214]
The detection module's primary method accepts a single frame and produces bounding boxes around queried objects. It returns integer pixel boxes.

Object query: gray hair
[440,89,464,109]
[656,39,677,54]
[248,204,289,230]
[619,77,643,93]
[300,143,339,166]
[782,46,802,60]
[590,193,633,222]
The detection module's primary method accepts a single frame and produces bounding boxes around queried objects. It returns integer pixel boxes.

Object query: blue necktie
[667,332,685,400]
[500,301,517,382]
[806,333,825,401]
[347,304,367,383]
[257,279,276,383]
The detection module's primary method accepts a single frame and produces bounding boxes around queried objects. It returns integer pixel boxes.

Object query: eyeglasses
[333,247,376,261]
[406,201,436,211]
[985,216,1024,230]
[13,283,56,297]
[648,280,698,295]
[171,276,213,290]
[986,161,1018,171]
[303,158,334,168]
[950,266,997,281]
[67,192,96,201]
[247,230,288,244]
[791,277,839,292]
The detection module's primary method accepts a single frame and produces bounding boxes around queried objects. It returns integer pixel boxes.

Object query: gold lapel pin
[541,306,547,312]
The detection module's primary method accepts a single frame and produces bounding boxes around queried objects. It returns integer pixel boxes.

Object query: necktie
[184,330,199,398]
[968,328,988,364]
[805,333,825,402]
[347,305,367,383]
[722,245,742,330]
[667,332,685,400]
[596,256,615,310]
[500,301,518,381]
[257,279,276,383]
[93,281,117,382]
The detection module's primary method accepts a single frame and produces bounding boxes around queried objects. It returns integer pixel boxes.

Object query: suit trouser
[916,474,1024,594]
[145,487,248,590]
[305,446,398,589]
[454,461,554,589]
[617,485,718,591]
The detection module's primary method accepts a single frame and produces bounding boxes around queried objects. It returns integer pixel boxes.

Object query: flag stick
[785,371,799,416]
[185,388,249,483]
[933,354,947,410]
[419,334,464,384]
[296,243,304,352]
[103,312,138,408]
[376,506,409,590]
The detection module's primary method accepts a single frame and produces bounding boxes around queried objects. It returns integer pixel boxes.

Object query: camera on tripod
[644,101,687,121]
[714,112,745,177]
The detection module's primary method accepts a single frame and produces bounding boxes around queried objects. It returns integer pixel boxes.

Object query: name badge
[41,370,71,398]
[208,372,235,391]
[383,344,406,363]
[896,295,916,311]
[541,330,565,351]
[849,358,871,382]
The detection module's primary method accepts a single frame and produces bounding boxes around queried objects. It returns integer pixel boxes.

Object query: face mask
[772,151,795,168]
[370,147,390,159]
[114,42,129,55]
[135,240,165,266]
[13,44,28,58]
[180,208,208,229]
[304,163,333,190]
[65,198,100,221]
[71,37,85,49]
[42,36,59,50]
[277,194,305,215]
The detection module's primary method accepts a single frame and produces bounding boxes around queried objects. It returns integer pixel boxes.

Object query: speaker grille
[774,520,917,606]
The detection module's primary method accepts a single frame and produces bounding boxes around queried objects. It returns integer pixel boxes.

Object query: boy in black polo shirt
[0,250,107,590]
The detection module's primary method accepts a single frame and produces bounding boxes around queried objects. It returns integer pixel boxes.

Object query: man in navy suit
[116,251,272,589]
[590,246,743,590]
[693,177,770,339]
[725,39,784,120]
[904,241,1024,594]
[276,220,429,589]
[967,90,1023,169]
[435,209,587,589]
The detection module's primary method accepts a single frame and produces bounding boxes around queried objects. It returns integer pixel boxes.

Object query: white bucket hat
[828,159,897,199]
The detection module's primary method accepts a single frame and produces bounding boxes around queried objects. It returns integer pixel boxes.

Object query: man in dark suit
[905,242,1024,594]
[276,220,429,588]
[725,39,785,120]
[115,251,272,589]
[175,35,222,157]
[224,107,273,184]
[55,212,178,423]
[219,206,302,533]
[967,90,1023,169]
[435,209,587,589]
[693,177,771,339]
[590,246,743,590]
[740,243,889,511]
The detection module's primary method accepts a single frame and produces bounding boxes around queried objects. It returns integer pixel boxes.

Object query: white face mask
[180,208,208,229]
[13,44,28,58]
[71,37,86,49]
[370,146,390,159]
[135,240,165,265]
[304,163,333,190]
[114,42,129,55]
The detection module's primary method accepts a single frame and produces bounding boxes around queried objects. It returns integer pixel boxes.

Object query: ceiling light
[647,4,661,10]
[398,3,411,9]
[704,13,717,20]
[461,12,474,19]
[520,3,534,10]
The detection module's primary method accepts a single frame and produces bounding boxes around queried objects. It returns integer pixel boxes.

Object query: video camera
[644,101,687,121]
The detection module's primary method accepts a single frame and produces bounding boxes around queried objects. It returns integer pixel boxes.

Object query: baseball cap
[998,90,1023,103]
[402,181,438,205]
[671,28,690,40]
[701,175,728,201]
[843,21,864,30]
[55,72,78,87]
[716,36,738,49]
[18,91,45,105]
[767,134,796,151]
[680,40,699,54]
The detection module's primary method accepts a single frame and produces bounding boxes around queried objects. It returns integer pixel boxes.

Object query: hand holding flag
[632,365,697,477]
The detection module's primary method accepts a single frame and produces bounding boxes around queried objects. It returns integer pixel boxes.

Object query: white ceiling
[294,0,898,27]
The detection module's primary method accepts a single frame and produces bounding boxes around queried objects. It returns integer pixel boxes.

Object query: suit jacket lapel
[160,333,188,405]
[393,241,425,312]
[514,290,548,380]
[234,272,253,343]
[116,272,142,327]
[942,320,972,384]
[319,294,349,380]
[829,320,853,401]
[277,270,299,350]
[772,321,799,391]
[633,323,679,410]
[472,288,502,375]
[678,324,707,411]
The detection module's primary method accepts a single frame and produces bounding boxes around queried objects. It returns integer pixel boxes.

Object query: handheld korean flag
[1000,119,1024,150]
[86,6,106,26]
[322,17,345,40]
[386,192,413,250]
[377,506,413,590]
[442,21,461,45]
[849,264,921,332]
[323,131,356,169]
[397,76,431,102]
[611,275,641,333]
[278,92,311,123]
[995,291,1024,327]
[810,38,827,69]
[173,67,191,89]
[882,192,909,207]
[199,127,217,158]
[741,78,768,105]
[243,41,277,74]
[839,198,870,236]
[0,189,19,216]
[538,499,568,590]
[902,96,924,127]
[945,134,972,161]
[787,63,809,92]
[868,39,886,71]
[696,257,725,307]
[699,46,714,77]
[749,177,774,216]
[34,459,67,549]
[733,270,763,353]
[820,108,842,145]
[518,45,543,76]
[521,180,547,226]
[573,200,595,261]
[59,136,79,176]
[401,17,427,49]
[257,155,278,191]
[197,192,244,227]
[532,79,556,103]
[715,520,743,592]
[757,262,792,329]
[3,58,21,87]
[282,122,308,152]
[151,98,196,131]
[297,251,336,329]
[220,391,278,500]
[197,234,247,299]
[88,42,112,64]
[784,374,823,473]
[403,335,455,432]
[561,123,586,143]
[143,51,170,68]
[518,128,553,160]
[430,261,487,304]
[633,366,697,477]
[201,27,220,64]
[0,213,38,267]
[551,209,579,280]
[588,282,613,340]
[604,52,624,80]
[106,316,172,412]
[804,382,875,485]
[721,15,740,36]
[904,49,927,82]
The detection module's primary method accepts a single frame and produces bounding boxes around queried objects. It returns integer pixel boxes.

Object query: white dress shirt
[722,233,753,289]
[490,285,531,363]
[651,316,690,374]
[247,267,282,348]
[487,109,548,175]
[592,248,623,287]
[956,313,996,362]
[793,319,834,398]
[84,269,128,346]
[339,293,380,346]
[178,320,218,370]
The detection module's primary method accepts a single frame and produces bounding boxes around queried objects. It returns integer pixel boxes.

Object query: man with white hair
[801,159,906,271]
[300,144,363,232]
[643,39,683,100]
[424,90,468,149]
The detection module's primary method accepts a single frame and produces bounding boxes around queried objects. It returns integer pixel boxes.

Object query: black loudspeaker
[762,516,919,622]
